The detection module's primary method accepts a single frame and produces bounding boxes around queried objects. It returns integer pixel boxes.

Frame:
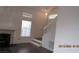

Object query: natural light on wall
[49,14,58,20]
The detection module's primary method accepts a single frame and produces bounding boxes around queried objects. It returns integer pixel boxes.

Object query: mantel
[0,28,16,31]
[0,29,15,44]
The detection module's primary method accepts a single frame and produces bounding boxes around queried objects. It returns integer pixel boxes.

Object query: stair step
[31,39,42,47]
[35,38,42,41]
[32,39,42,43]
[31,41,41,47]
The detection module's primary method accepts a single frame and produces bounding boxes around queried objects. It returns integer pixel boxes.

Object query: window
[49,14,58,20]
[21,20,32,37]
[22,12,32,18]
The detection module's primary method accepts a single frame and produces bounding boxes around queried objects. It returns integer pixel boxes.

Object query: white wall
[54,7,79,53]
[31,10,48,38]
[0,7,32,44]
[10,7,33,44]
[0,7,48,44]
[0,7,15,30]
[0,6,57,45]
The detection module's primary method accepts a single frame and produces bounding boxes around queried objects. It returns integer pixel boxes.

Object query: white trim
[31,41,41,47]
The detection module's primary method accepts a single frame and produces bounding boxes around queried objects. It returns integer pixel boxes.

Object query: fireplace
[0,33,11,47]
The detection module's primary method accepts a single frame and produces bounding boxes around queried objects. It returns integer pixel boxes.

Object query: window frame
[21,20,32,37]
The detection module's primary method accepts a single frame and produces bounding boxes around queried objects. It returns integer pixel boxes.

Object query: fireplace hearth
[0,33,11,47]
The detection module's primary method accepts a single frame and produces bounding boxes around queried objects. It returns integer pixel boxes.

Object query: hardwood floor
[0,43,52,53]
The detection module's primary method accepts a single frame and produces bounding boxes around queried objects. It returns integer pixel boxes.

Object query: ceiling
[0,6,57,11]
[0,6,57,15]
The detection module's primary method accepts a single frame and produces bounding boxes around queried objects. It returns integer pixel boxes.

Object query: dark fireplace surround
[0,30,14,47]
[0,33,11,47]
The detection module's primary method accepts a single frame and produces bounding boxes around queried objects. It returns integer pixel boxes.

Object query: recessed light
[45,13,48,16]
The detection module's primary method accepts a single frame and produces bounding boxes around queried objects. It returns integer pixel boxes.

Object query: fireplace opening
[0,33,11,47]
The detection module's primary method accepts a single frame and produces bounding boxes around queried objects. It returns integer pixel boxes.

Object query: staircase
[31,38,42,47]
